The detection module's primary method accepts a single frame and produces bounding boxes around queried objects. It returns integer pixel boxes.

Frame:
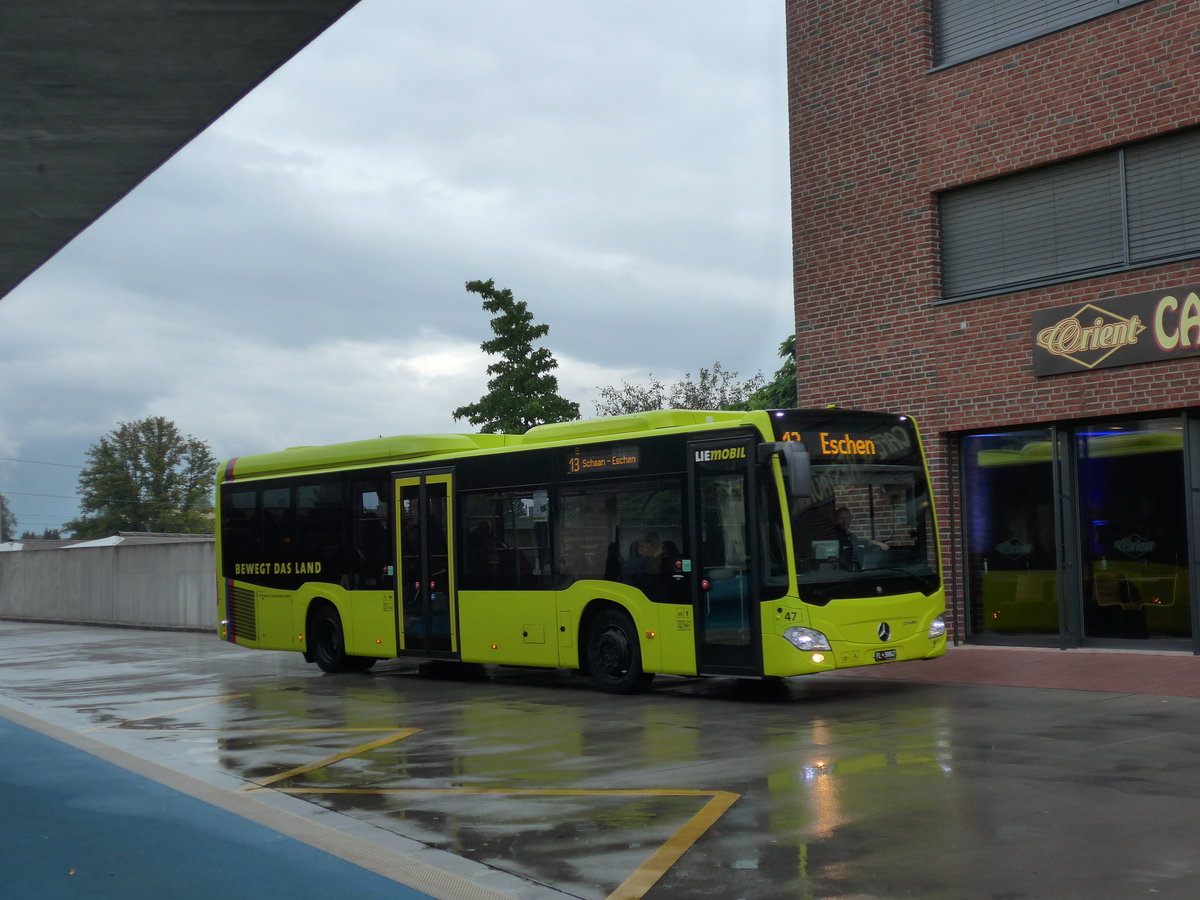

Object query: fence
[0,535,215,631]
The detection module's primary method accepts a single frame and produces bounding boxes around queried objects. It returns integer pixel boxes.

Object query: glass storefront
[1077,419,1190,641]
[964,429,1059,640]
[963,415,1195,648]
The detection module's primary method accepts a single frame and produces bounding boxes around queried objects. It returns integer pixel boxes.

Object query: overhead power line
[3,490,202,509]
[2,491,78,501]
[0,456,84,469]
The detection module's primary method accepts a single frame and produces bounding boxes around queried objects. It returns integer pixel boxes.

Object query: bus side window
[557,491,608,584]
[296,478,347,582]
[221,486,258,576]
[461,491,549,590]
[260,486,294,571]
[352,481,392,589]
[462,495,500,589]
[558,478,685,603]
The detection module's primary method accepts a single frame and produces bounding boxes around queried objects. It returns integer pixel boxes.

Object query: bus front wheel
[586,607,653,694]
[310,604,375,673]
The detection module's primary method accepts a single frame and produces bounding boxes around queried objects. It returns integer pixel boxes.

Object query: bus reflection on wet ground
[2,621,1200,900]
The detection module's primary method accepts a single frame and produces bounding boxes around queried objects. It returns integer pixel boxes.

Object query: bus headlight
[928,615,947,639]
[784,626,832,652]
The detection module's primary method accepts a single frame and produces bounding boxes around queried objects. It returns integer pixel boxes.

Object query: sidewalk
[0,708,442,900]
[834,643,1200,698]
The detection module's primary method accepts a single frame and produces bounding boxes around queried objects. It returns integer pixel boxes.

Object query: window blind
[934,0,1142,66]
[941,154,1123,299]
[1126,130,1200,265]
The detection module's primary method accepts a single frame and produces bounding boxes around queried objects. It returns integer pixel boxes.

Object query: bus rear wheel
[310,604,375,673]
[586,607,653,694]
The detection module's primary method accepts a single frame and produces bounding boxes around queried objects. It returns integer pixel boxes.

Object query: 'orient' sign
[1032,284,1200,375]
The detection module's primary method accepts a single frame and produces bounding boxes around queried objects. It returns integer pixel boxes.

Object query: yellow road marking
[606,790,740,900]
[270,787,725,797]
[86,693,250,730]
[221,727,408,734]
[259,784,740,900]
[103,727,406,734]
[226,727,404,733]
[246,728,422,788]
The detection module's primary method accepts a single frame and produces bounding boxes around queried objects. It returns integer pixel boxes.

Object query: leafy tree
[64,417,217,539]
[453,279,580,433]
[0,492,16,542]
[19,528,62,541]
[742,335,797,410]
[594,362,765,416]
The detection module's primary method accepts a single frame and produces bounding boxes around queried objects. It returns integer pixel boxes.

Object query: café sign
[1032,284,1200,375]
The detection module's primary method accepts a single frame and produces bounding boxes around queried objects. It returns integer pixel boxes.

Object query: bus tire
[310,604,376,673]
[585,607,653,694]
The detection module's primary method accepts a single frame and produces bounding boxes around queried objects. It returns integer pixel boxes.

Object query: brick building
[786,0,1200,650]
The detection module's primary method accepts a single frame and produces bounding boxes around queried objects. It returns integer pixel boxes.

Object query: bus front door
[688,436,763,676]
[394,471,456,656]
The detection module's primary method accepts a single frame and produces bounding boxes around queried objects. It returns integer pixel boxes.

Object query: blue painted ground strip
[0,715,434,900]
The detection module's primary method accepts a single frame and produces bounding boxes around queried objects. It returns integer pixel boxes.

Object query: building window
[934,0,1147,67]
[940,129,1200,301]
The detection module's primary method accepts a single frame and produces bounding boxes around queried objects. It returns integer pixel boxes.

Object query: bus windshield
[769,411,939,604]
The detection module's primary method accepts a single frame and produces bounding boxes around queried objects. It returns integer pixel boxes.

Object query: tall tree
[64,417,217,539]
[594,362,765,416]
[0,492,16,542]
[742,335,797,410]
[453,279,580,433]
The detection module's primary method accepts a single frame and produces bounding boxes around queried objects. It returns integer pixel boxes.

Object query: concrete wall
[0,540,215,631]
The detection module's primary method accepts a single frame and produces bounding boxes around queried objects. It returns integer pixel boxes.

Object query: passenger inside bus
[628,534,665,574]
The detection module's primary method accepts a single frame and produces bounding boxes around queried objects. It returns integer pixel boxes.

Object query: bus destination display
[566,443,640,475]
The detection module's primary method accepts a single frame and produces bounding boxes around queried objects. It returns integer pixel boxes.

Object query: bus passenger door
[394,471,456,656]
[688,436,763,676]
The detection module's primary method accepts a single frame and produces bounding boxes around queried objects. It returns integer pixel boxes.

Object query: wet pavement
[3,620,1200,899]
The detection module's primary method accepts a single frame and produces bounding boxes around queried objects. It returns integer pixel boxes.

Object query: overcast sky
[0,0,792,536]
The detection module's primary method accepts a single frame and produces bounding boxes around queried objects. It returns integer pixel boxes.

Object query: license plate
[874,649,897,661]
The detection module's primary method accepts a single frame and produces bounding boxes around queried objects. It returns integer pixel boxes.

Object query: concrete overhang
[0,0,362,302]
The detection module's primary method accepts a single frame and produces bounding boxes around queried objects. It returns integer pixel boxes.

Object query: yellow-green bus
[216,408,946,692]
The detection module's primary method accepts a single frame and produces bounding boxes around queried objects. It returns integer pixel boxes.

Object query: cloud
[0,0,792,532]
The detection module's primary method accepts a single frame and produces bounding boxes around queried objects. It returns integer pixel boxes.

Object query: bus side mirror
[759,441,812,499]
